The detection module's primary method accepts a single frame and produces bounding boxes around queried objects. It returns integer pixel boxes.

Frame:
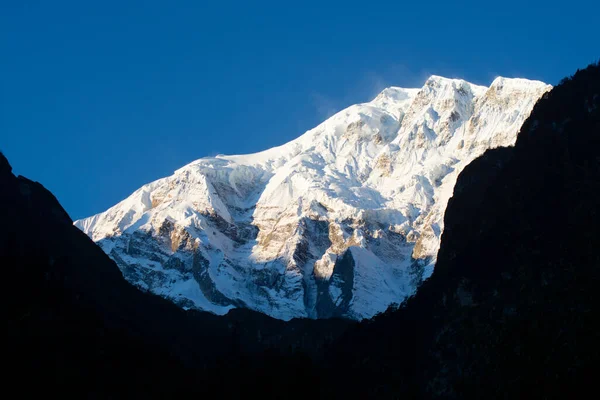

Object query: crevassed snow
[75,75,551,320]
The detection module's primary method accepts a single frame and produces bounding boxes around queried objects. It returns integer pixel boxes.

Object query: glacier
[75,75,551,320]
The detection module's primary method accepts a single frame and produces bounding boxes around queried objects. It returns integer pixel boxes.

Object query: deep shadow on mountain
[3,61,599,399]
[323,61,600,398]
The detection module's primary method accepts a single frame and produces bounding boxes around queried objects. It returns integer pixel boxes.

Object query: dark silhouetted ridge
[324,61,600,399]
[1,152,349,398]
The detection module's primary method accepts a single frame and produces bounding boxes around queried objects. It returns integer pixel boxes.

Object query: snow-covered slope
[75,76,550,320]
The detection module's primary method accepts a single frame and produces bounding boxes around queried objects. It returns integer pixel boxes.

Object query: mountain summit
[75,75,550,320]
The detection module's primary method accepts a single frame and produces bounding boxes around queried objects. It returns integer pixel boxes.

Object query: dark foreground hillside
[3,62,599,399]
[324,61,600,398]
[1,152,350,397]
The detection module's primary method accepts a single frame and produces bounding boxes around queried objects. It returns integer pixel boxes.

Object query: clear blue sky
[1,0,598,219]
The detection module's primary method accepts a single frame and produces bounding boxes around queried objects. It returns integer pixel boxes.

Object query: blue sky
[1,0,598,219]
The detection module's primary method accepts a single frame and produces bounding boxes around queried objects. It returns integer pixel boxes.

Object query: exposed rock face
[75,75,551,320]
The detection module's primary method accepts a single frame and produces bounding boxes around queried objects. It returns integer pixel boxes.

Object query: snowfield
[75,75,551,320]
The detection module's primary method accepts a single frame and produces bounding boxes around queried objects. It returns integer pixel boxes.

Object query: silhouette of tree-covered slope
[1,153,350,398]
[323,61,600,398]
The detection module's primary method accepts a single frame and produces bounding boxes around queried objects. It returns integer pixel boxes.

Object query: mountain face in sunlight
[76,75,550,320]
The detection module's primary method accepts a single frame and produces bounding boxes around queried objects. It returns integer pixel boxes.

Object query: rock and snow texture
[75,76,551,320]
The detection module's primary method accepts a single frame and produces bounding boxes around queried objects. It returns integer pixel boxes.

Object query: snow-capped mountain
[75,75,551,320]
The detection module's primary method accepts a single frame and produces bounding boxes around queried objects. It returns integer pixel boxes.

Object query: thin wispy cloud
[308,63,499,127]
[361,64,422,99]
[310,65,425,124]
[310,92,341,120]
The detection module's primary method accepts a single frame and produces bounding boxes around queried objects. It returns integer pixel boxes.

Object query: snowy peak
[489,76,548,91]
[370,86,420,109]
[75,75,551,320]
[424,74,486,92]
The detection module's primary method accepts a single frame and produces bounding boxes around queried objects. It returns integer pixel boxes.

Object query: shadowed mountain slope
[1,152,350,397]
[324,61,600,398]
